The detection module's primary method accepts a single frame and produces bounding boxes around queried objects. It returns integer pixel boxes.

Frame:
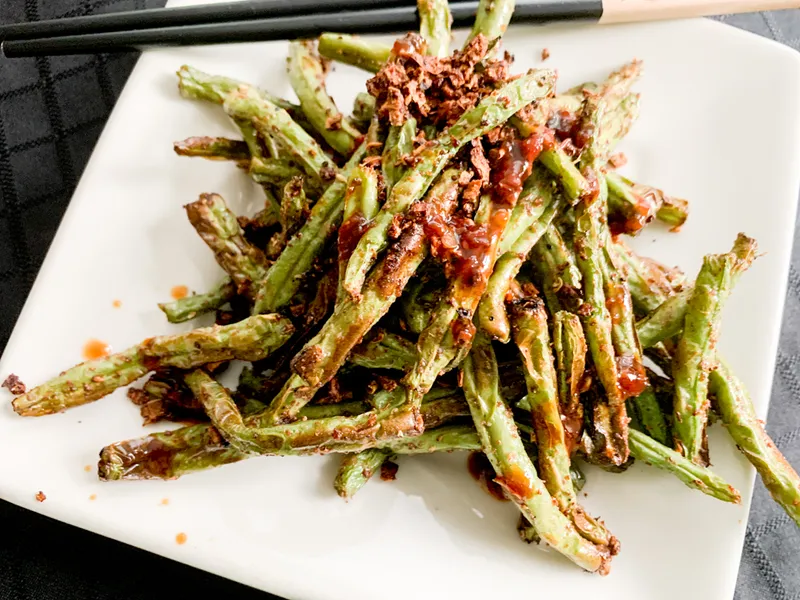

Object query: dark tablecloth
[1,2,799,599]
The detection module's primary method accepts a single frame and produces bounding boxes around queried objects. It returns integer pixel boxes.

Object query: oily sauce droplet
[83,339,111,360]
[616,354,647,399]
[171,285,189,300]
[89,494,97,501]
[112,299,122,308]
[495,464,534,500]
[467,452,508,502]
[175,532,187,545]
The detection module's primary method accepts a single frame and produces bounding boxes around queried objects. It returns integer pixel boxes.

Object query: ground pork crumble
[366,33,513,129]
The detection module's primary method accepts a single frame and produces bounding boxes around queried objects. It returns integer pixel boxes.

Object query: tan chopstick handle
[600,0,800,24]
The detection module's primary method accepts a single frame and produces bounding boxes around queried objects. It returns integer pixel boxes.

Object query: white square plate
[2,6,800,600]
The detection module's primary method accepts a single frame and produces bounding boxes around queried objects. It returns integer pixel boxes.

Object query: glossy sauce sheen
[451,130,555,309]
[605,280,629,327]
[338,213,369,265]
[391,35,426,58]
[604,281,648,398]
[495,464,534,500]
[548,109,579,140]
[467,451,508,502]
[83,339,111,360]
[616,354,647,399]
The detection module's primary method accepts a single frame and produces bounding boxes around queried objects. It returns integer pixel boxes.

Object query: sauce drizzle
[450,129,555,310]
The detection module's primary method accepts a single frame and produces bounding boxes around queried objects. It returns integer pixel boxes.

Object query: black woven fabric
[1,2,799,599]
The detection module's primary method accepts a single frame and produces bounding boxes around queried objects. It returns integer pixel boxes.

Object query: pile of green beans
[9,0,799,577]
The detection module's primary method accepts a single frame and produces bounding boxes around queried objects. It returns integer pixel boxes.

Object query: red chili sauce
[616,354,647,399]
[338,213,369,266]
[604,283,647,398]
[547,109,579,140]
[608,189,659,236]
[451,129,555,308]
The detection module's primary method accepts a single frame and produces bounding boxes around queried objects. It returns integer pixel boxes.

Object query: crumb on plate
[2,373,26,395]
[380,460,399,481]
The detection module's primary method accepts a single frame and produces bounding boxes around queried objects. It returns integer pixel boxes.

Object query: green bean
[184,193,270,300]
[223,85,334,190]
[12,315,294,417]
[461,332,613,573]
[711,362,800,523]
[339,164,381,301]
[477,170,562,341]
[512,297,614,547]
[611,239,684,316]
[349,329,417,371]
[318,33,392,73]
[553,311,587,453]
[288,41,362,157]
[177,65,300,114]
[352,92,376,127]
[158,278,236,324]
[334,450,394,499]
[636,287,693,349]
[573,177,629,464]
[173,136,249,161]
[262,170,460,424]
[418,0,452,58]
[98,396,473,481]
[252,142,367,314]
[628,429,740,503]
[382,117,417,193]
[469,0,514,43]
[530,226,582,315]
[672,248,742,465]
[248,157,305,188]
[344,69,556,297]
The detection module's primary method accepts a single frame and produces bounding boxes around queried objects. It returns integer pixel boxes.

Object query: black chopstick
[0,0,416,42]
[0,0,602,58]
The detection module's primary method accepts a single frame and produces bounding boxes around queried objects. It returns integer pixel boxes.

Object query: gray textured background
[0,2,798,599]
